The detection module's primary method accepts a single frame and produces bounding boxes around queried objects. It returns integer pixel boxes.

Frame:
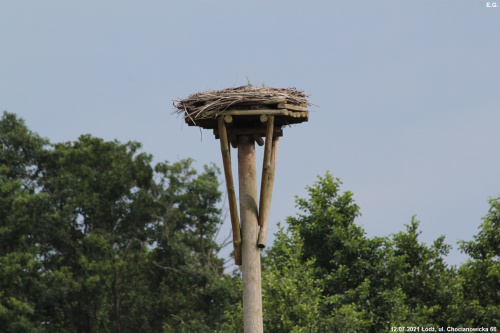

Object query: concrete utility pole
[174,86,310,333]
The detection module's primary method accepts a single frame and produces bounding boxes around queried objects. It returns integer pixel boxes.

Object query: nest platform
[173,86,311,134]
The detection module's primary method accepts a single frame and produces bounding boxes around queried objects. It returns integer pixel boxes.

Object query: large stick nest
[172,86,312,121]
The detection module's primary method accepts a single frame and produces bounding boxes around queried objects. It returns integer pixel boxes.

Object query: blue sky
[1,1,499,266]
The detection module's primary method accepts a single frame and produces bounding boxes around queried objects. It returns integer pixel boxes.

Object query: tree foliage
[458,197,500,326]
[222,172,499,332]
[2,111,499,331]
[0,111,237,332]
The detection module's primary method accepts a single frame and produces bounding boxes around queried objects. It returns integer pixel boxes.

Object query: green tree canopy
[0,111,237,332]
[221,172,498,332]
[2,111,499,332]
[458,197,500,326]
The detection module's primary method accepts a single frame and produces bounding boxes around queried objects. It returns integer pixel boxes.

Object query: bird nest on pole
[172,86,312,129]
[174,85,313,332]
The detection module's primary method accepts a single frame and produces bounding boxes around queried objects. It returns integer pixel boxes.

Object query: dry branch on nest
[172,86,312,121]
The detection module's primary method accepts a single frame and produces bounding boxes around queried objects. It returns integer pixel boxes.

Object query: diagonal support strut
[218,116,242,265]
[257,116,279,248]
